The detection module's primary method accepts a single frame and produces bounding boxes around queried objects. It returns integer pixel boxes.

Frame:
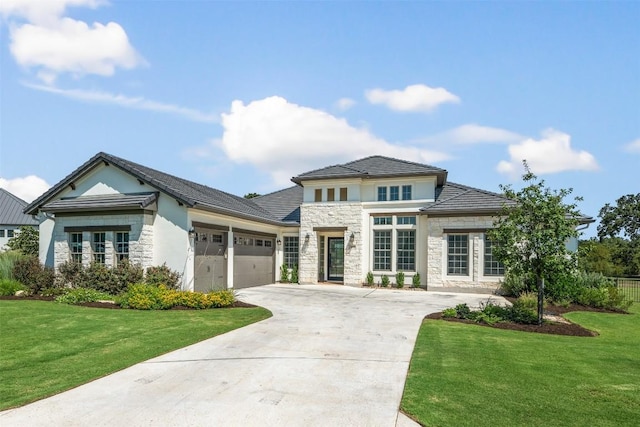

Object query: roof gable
[292,155,447,185]
[0,189,39,226]
[25,153,291,226]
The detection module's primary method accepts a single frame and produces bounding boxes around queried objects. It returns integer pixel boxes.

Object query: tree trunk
[537,276,545,325]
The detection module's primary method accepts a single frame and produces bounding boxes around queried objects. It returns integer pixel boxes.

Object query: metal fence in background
[612,277,640,303]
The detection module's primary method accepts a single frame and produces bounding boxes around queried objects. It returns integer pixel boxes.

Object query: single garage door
[194,228,227,292]
[233,233,275,289]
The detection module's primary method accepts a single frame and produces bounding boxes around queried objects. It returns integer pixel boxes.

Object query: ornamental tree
[6,226,39,257]
[487,162,583,324]
[597,193,640,242]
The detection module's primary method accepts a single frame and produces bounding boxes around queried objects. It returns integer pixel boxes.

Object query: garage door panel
[233,234,275,289]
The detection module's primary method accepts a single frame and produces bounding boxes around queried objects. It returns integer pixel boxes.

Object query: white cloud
[496,129,599,177]
[335,97,356,111]
[623,138,640,154]
[0,175,51,203]
[24,82,218,123]
[419,124,523,145]
[1,0,144,83]
[212,96,449,187]
[365,84,460,112]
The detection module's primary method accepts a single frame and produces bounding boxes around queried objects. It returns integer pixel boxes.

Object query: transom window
[396,230,415,271]
[115,232,129,263]
[373,231,392,270]
[283,236,299,268]
[397,216,416,225]
[92,232,106,264]
[373,216,392,225]
[484,236,505,276]
[447,235,468,275]
[69,233,83,264]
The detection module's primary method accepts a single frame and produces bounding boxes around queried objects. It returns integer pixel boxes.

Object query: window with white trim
[373,230,392,271]
[396,230,415,271]
[92,232,106,264]
[389,186,399,201]
[0,230,4,238]
[115,232,129,263]
[484,235,505,276]
[69,233,83,264]
[372,215,417,272]
[7,230,14,238]
[283,236,299,268]
[373,216,392,225]
[377,187,387,201]
[402,185,412,200]
[447,234,468,275]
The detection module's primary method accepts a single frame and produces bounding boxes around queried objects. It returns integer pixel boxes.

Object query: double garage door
[194,226,275,291]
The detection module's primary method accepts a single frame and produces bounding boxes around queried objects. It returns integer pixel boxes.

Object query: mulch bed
[425,300,629,337]
[0,295,257,309]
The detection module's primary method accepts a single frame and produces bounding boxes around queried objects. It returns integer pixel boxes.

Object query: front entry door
[327,237,344,282]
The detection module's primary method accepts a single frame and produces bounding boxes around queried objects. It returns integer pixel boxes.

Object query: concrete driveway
[1,284,504,427]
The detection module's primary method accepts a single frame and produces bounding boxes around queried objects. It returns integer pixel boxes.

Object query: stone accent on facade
[426,216,502,289]
[52,213,154,269]
[299,203,363,286]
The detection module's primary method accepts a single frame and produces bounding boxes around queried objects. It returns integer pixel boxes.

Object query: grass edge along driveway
[0,300,271,410]
[401,305,640,427]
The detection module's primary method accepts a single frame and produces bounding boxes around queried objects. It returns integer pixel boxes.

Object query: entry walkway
[0,284,505,427]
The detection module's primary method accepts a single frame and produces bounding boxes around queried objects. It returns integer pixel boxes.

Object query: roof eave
[191,203,299,227]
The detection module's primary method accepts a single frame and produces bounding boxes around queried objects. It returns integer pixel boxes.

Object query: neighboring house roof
[0,188,38,226]
[253,186,303,223]
[291,155,448,186]
[420,182,515,216]
[24,152,296,227]
[41,192,158,213]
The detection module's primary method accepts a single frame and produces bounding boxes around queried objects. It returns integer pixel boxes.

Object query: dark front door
[327,237,344,282]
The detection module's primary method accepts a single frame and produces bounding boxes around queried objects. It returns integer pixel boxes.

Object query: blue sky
[1,1,638,238]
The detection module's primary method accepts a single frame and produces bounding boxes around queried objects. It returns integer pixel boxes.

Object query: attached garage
[233,231,276,289]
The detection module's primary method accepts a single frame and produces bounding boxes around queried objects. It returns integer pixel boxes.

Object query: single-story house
[24,152,589,291]
[0,188,39,251]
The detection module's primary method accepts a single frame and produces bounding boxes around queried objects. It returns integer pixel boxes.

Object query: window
[92,232,106,264]
[402,185,412,200]
[397,216,416,225]
[339,187,347,201]
[397,230,415,271]
[373,216,392,225]
[314,189,322,202]
[484,236,505,276]
[327,188,335,202]
[447,235,468,275]
[377,187,387,201]
[373,231,392,270]
[69,233,83,264]
[0,230,4,238]
[7,230,14,238]
[256,239,263,247]
[283,236,299,268]
[389,186,399,201]
[264,240,273,248]
[211,234,223,243]
[115,232,129,263]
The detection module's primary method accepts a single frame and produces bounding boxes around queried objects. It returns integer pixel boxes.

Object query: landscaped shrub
[12,256,55,294]
[82,262,120,294]
[55,288,114,305]
[366,271,374,286]
[57,260,85,288]
[396,271,405,289]
[290,265,299,284]
[145,263,181,289]
[454,303,472,319]
[0,251,27,280]
[509,299,539,324]
[381,275,390,287]
[412,273,421,288]
[119,284,235,310]
[0,278,25,296]
[279,264,289,283]
[498,272,535,297]
[545,274,581,302]
[442,307,457,318]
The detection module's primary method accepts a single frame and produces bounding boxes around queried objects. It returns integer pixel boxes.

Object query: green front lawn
[402,306,640,427]
[0,301,271,410]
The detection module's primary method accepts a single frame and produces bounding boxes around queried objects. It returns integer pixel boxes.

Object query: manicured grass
[402,305,640,427]
[0,301,271,410]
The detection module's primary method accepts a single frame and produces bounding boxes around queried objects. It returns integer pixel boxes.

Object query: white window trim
[370,215,418,274]
[443,233,473,280]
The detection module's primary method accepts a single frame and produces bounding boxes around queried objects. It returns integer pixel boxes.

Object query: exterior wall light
[188,227,196,240]
[276,238,282,246]
[305,233,310,242]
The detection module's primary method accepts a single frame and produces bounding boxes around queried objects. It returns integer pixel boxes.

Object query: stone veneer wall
[52,213,154,269]
[426,216,502,289]
[299,203,363,286]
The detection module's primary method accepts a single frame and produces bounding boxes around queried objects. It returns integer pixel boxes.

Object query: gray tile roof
[25,153,295,226]
[253,186,303,224]
[292,155,448,185]
[0,188,38,226]
[41,192,158,213]
[420,182,515,215]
